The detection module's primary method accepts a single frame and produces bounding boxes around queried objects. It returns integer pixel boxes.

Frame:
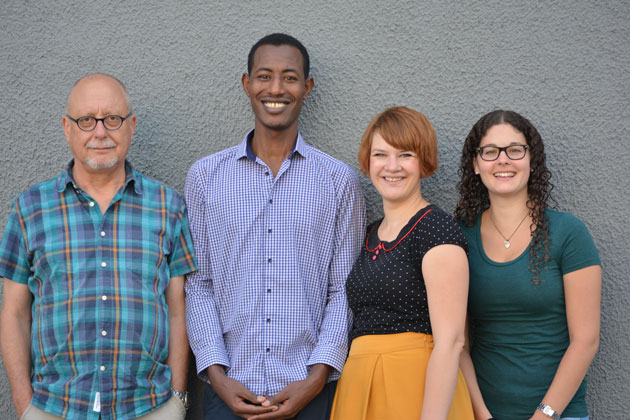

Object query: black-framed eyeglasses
[66,113,132,132]
[476,144,529,161]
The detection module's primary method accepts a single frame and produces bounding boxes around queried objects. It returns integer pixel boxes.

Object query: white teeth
[495,172,515,177]
[384,177,402,181]
[264,102,287,108]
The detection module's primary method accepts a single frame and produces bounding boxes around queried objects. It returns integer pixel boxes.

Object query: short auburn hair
[358,106,438,177]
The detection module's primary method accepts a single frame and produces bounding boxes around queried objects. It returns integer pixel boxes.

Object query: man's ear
[128,114,137,136]
[303,77,314,100]
[62,115,71,145]
[242,73,251,97]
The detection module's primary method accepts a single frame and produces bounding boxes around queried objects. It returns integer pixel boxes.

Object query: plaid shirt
[0,161,197,420]
[185,131,365,396]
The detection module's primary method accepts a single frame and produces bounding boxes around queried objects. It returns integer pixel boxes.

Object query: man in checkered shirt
[0,73,197,419]
[185,34,366,420]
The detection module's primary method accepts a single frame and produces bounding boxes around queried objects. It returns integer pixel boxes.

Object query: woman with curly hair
[331,106,473,420]
[455,110,601,420]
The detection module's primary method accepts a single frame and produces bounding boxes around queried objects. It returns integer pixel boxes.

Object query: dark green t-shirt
[461,209,600,420]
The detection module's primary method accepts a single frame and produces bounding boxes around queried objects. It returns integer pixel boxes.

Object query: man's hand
[249,364,331,420]
[207,365,277,418]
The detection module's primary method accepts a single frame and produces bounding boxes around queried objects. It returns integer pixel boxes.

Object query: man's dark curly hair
[454,110,554,285]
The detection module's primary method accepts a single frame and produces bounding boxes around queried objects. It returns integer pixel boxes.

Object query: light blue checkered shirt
[185,130,365,396]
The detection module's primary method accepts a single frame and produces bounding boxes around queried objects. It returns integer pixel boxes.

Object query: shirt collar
[57,159,141,194]
[237,129,307,162]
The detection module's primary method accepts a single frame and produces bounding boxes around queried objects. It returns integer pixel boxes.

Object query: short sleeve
[167,202,198,277]
[557,214,601,275]
[420,208,469,255]
[0,197,32,284]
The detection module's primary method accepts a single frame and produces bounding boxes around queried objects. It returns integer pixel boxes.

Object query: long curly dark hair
[454,110,554,285]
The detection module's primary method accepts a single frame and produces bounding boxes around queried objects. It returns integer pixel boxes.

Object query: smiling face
[241,44,314,134]
[473,123,530,200]
[62,75,135,175]
[369,132,423,205]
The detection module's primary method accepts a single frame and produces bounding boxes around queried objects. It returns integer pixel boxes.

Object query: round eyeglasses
[476,144,529,161]
[66,113,132,132]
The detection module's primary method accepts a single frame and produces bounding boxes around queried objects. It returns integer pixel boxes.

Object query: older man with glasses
[0,73,197,420]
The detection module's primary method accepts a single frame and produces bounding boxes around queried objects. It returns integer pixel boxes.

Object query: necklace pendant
[504,240,511,249]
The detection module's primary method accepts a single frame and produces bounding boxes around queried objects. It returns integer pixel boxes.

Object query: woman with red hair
[331,106,474,420]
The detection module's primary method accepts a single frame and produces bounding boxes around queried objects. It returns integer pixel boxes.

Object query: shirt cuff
[307,344,347,380]
[194,347,231,383]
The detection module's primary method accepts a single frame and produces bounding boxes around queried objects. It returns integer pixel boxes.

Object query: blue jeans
[560,417,589,420]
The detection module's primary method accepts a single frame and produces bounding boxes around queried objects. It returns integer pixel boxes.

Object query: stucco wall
[1,1,628,418]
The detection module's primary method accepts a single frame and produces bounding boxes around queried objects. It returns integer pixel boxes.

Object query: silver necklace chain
[489,211,529,249]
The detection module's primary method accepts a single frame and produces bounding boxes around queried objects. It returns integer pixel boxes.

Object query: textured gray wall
[1,1,628,418]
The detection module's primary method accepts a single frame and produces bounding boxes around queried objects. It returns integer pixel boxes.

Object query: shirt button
[266,348,270,352]
[101,330,107,336]
[100,231,106,237]
[267,258,272,263]
[101,295,107,301]
[101,262,107,267]
[266,318,271,323]
[268,229,272,233]
[265,171,270,176]
[267,289,271,293]
[89,201,95,207]
[269,199,272,204]
[100,366,106,371]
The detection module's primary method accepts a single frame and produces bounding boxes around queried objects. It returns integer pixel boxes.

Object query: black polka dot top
[346,204,468,340]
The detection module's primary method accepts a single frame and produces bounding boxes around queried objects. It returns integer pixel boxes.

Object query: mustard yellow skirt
[330,332,474,420]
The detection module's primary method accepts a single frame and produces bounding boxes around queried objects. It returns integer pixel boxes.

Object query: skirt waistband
[349,332,434,356]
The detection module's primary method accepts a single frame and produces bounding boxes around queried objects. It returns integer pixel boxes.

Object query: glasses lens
[506,145,526,159]
[103,115,123,130]
[77,116,96,131]
[480,147,499,160]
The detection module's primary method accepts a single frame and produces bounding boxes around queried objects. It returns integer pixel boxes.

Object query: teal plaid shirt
[0,162,197,420]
